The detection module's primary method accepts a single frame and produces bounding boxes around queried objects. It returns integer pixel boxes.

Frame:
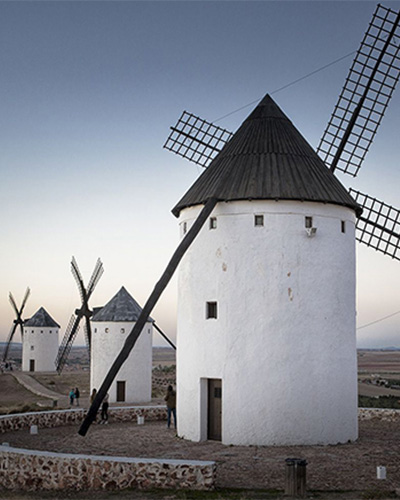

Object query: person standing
[100,393,109,424]
[69,388,75,406]
[74,387,80,406]
[165,385,176,429]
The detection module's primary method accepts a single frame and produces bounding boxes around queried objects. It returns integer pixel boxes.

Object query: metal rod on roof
[153,322,176,350]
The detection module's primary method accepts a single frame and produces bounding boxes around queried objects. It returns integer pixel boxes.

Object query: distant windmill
[79,3,400,437]
[55,257,103,373]
[2,288,30,362]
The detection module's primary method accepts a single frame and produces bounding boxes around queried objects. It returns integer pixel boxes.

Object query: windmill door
[29,359,35,372]
[116,381,126,402]
[208,378,222,441]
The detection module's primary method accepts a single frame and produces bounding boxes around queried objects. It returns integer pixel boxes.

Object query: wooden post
[78,197,218,437]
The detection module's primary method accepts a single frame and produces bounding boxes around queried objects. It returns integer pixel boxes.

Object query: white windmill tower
[90,286,153,404]
[172,94,360,445]
[79,4,400,439]
[22,307,60,373]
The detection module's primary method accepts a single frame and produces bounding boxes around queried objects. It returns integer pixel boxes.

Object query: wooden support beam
[78,197,218,437]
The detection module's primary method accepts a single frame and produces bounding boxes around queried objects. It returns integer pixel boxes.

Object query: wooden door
[116,381,126,402]
[208,379,222,441]
[29,359,35,372]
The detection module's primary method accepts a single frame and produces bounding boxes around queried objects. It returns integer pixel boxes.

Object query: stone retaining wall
[358,407,400,422]
[0,405,166,433]
[0,446,215,491]
[0,406,215,491]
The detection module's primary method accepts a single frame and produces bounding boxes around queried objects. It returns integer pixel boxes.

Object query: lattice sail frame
[318,4,400,177]
[350,188,400,261]
[163,111,233,168]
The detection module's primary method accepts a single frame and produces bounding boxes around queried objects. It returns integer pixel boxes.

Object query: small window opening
[341,220,346,233]
[209,217,217,230]
[30,345,34,351]
[182,221,187,234]
[254,214,264,227]
[94,328,97,333]
[120,328,125,333]
[105,328,109,333]
[206,301,218,319]
[305,216,313,228]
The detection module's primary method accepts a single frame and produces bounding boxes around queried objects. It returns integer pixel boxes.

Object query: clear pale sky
[1,0,399,349]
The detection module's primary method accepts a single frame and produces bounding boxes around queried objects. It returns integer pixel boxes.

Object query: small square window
[49,330,52,334]
[341,220,346,233]
[209,217,217,230]
[206,301,218,319]
[254,214,264,227]
[94,328,97,333]
[30,345,34,351]
[305,216,313,228]
[121,328,125,333]
[105,328,109,333]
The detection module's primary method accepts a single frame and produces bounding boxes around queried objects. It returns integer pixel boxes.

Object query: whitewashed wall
[90,321,152,403]
[176,200,358,446]
[22,327,59,372]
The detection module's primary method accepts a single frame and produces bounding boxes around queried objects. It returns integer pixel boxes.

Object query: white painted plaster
[22,327,59,372]
[176,200,358,446]
[90,322,152,403]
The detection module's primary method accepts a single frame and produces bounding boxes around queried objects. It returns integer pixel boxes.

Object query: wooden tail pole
[78,197,218,436]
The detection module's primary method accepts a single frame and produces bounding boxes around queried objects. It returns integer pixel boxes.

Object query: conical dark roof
[92,286,153,323]
[172,94,361,217]
[25,307,60,328]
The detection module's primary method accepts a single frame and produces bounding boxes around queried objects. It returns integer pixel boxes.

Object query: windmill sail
[317,4,400,177]
[349,188,400,260]
[2,288,30,362]
[163,111,233,168]
[55,257,103,373]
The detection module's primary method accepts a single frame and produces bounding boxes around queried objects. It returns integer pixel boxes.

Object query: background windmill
[2,288,30,362]
[79,2,400,435]
[55,257,103,373]
[164,3,400,262]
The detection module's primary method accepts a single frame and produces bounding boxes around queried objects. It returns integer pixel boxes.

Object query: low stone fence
[0,405,166,433]
[0,405,216,491]
[359,407,400,422]
[0,446,215,491]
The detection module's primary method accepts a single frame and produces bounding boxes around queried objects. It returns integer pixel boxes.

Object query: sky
[0,0,399,350]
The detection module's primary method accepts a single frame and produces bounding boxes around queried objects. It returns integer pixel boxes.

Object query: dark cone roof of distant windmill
[172,94,361,217]
[25,307,60,328]
[92,286,154,323]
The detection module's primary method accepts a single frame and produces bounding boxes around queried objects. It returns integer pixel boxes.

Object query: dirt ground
[2,417,400,497]
[0,374,51,413]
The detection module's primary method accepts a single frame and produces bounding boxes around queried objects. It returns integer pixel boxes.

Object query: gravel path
[2,417,400,492]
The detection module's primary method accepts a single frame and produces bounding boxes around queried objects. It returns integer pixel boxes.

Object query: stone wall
[0,405,166,433]
[358,407,400,422]
[0,406,216,491]
[0,446,216,491]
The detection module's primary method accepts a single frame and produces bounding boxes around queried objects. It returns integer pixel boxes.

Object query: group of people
[77,385,177,429]
[68,387,80,406]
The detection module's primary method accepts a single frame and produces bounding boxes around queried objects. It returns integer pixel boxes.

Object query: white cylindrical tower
[173,94,360,446]
[90,286,153,404]
[22,307,60,372]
